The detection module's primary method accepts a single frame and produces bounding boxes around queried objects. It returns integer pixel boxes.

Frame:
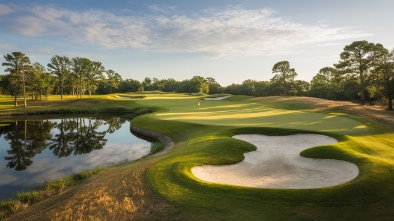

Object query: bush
[0,200,23,219]
[16,191,44,205]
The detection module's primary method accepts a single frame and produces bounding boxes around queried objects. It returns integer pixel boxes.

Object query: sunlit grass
[0,95,151,115]
[132,95,393,220]
[145,97,368,135]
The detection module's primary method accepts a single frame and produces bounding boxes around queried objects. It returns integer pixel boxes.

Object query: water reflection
[49,118,108,159]
[0,116,151,200]
[1,120,53,171]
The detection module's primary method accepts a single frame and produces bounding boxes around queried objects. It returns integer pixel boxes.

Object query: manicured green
[0,93,393,220]
[130,94,394,220]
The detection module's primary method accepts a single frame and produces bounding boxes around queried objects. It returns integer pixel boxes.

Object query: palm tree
[2,52,31,106]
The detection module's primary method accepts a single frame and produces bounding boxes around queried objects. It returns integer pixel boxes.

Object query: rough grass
[0,168,105,219]
[148,141,167,155]
[0,200,23,220]
[1,94,394,220]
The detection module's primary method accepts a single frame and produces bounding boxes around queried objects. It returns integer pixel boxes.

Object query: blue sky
[1,0,393,86]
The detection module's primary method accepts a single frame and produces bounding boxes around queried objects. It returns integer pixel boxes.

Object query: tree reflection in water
[49,118,108,157]
[1,120,53,171]
[1,117,126,171]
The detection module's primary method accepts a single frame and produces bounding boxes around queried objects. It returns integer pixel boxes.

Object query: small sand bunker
[115,95,131,98]
[192,134,359,189]
[204,95,232,100]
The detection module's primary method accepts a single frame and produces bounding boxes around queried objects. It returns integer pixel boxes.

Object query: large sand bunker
[192,134,359,189]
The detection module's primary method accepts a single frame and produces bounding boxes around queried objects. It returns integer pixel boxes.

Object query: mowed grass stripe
[136,95,368,135]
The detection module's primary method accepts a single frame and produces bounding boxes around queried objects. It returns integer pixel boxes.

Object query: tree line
[1,40,393,109]
[224,40,394,110]
[0,53,223,107]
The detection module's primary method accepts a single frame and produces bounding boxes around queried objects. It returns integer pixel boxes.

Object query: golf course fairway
[2,94,394,221]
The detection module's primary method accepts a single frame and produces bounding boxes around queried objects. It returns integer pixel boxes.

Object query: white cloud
[1,5,371,57]
[148,4,177,14]
[0,4,14,15]
[0,44,15,50]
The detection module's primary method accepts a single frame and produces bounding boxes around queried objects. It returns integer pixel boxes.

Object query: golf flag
[198,102,200,106]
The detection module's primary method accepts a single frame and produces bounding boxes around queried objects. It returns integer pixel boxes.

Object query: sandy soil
[204,95,232,100]
[298,97,394,130]
[192,134,359,189]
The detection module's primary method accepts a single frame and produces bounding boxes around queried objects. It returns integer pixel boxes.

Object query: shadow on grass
[146,123,394,220]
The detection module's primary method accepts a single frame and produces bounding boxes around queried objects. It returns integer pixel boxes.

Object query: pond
[0,116,152,201]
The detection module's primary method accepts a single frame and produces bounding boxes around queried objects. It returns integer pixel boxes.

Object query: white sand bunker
[192,134,359,189]
[204,95,232,100]
[116,95,130,98]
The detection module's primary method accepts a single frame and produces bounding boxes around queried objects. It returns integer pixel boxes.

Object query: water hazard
[0,116,151,201]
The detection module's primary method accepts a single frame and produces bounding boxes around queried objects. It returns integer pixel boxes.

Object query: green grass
[148,141,167,155]
[130,95,394,220]
[135,95,368,135]
[1,94,393,220]
[139,124,394,220]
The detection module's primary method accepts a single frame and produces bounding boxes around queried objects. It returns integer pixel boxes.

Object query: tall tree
[191,76,209,94]
[206,77,223,94]
[371,44,394,110]
[72,57,91,98]
[30,62,42,99]
[47,55,71,99]
[335,40,375,105]
[272,61,297,96]
[86,61,104,97]
[30,62,51,100]
[310,67,344,99]
[0,74,12,95]
[152,78,164,91]
[162,78,178,92]
[312,67,339,85]
[141,77,152,91]
[119,79,141,92]
[242,79,256,96]
[2,52,31,107]
[106,69,122,94]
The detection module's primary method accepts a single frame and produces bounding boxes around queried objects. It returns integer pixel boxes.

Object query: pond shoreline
[0,107,155,118]
[130,126,175,155]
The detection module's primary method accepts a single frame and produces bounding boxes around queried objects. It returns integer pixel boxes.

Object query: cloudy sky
[1,0,393,86]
